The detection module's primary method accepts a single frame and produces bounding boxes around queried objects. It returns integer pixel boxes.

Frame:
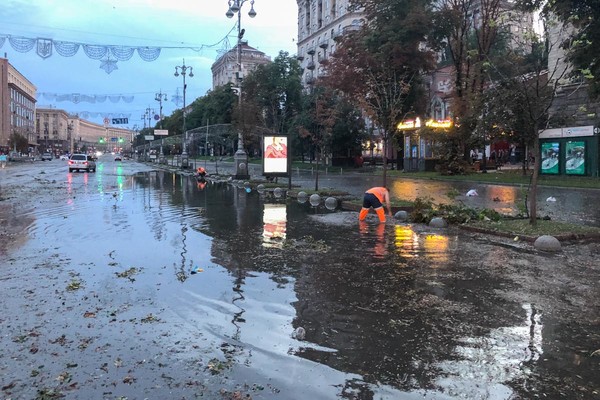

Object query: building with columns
[211,41,271,89]
[0,57,37,152]
[36,107,133,155]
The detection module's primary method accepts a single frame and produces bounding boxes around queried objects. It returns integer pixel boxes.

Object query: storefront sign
[397,117,421,131]
[154,129,168,136]
[564,126,593,137]
[539,126,594,138]
[425,119,453,129]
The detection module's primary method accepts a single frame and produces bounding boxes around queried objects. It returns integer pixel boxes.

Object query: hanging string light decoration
[0,29,236,73]
[38,92,136,104]
[100,55,118,74]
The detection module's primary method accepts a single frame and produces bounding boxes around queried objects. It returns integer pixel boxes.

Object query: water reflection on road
[290,171,600,227]
[18,168,599,398]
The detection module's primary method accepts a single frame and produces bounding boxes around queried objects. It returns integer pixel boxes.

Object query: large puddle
[4,168,599,399]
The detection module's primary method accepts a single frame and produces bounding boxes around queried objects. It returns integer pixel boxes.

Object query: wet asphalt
[0,157,599,399]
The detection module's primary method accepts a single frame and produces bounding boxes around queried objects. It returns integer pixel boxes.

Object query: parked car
[41,152,53,161]
[68,154,96,173]
[114,154,122,161]
[59,154,69,160]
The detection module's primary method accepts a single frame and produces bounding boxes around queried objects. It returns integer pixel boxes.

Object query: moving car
[59,154,69,160]
[41,152,53,161]
[68,154,96,173]
[114,154,122,161]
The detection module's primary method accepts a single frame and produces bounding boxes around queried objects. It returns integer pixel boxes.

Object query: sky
[0,0,298,130]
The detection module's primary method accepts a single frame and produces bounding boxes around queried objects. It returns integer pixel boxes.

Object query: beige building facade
[36,107,133,155]
[211,41,271,89]
[0,58,37,151]
[296,0,365,86]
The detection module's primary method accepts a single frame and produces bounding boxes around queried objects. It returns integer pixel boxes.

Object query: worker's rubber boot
[376,207,386,223]
[359,208,369,221]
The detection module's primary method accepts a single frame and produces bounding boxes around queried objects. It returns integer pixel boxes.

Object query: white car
[68,154,96,173]
[60,154,69,160]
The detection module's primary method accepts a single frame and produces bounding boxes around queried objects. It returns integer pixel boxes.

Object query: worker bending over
[359,186,392,223]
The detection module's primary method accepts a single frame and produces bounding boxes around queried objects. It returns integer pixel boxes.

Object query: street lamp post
[226,0,256,179]
[174,60,193,169]
[155,90,167,160]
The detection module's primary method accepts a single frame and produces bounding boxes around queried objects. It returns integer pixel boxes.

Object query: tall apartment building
[296,0,365,86]
[0,57,37,151]
[546,18,600,127]
[211,41,271,89]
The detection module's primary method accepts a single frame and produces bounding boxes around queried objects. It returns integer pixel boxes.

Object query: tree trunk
[315,148,320,192]
[528,131,540,225]
[382,133,388,188]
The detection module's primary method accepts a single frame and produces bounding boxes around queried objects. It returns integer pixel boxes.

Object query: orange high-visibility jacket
[366,187,388,203]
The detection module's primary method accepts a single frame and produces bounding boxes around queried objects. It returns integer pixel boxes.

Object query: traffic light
[99,137,106,144]
[118,137,124,143]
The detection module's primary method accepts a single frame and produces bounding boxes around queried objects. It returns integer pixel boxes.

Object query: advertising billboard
[263,135,289,176]
[565,141,586,175]
[541,142,560,174]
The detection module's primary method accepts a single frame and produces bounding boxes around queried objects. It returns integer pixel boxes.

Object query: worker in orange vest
[359,186,392,223]
[196,166,206,178]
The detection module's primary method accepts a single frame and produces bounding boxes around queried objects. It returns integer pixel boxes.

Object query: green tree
[519,0,600,97]
[295,86,337,190]
[478,10,569,225]
[240,51,303,156]
[8,133,28,153]
[328,0,434,186]
[430,0,510,162]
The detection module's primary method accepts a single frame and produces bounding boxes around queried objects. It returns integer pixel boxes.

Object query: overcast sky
[1,0,298,130]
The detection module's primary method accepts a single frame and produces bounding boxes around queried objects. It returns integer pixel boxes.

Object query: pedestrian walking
[0,152,7,168]
[359,186,392,223]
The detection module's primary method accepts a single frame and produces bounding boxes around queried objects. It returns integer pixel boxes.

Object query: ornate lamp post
[155,90,168,160]
[174,60,193,169]
[226,0,256,179]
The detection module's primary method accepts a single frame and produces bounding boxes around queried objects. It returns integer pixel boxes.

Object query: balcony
[307,46,316,55]
[333,29,343,41]
[306,61,316,70]
[342,25,361,35]
[296,55,305,62]
[318,39,329,49]
[306,74,316,85]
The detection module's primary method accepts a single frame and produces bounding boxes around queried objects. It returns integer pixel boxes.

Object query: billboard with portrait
[263,135,289,176]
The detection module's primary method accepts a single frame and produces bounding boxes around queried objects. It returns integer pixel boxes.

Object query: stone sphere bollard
[309,194,321,207]
[274,187,284,198]
[325,197,338,210]
[256,184,266,194]
[394,210,409,221]
[429,217,448,228]
[297,191,308,204]
[534,235,561,252]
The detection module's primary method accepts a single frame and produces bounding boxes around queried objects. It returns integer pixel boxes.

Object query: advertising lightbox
[263,135,289,176]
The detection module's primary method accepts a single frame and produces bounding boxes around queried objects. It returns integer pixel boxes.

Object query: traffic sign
[112,118,129,124]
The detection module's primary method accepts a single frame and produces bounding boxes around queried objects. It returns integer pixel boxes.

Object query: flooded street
[1,158,599,399]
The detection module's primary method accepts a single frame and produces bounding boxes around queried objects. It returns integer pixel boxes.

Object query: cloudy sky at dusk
[1,0,298,130]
